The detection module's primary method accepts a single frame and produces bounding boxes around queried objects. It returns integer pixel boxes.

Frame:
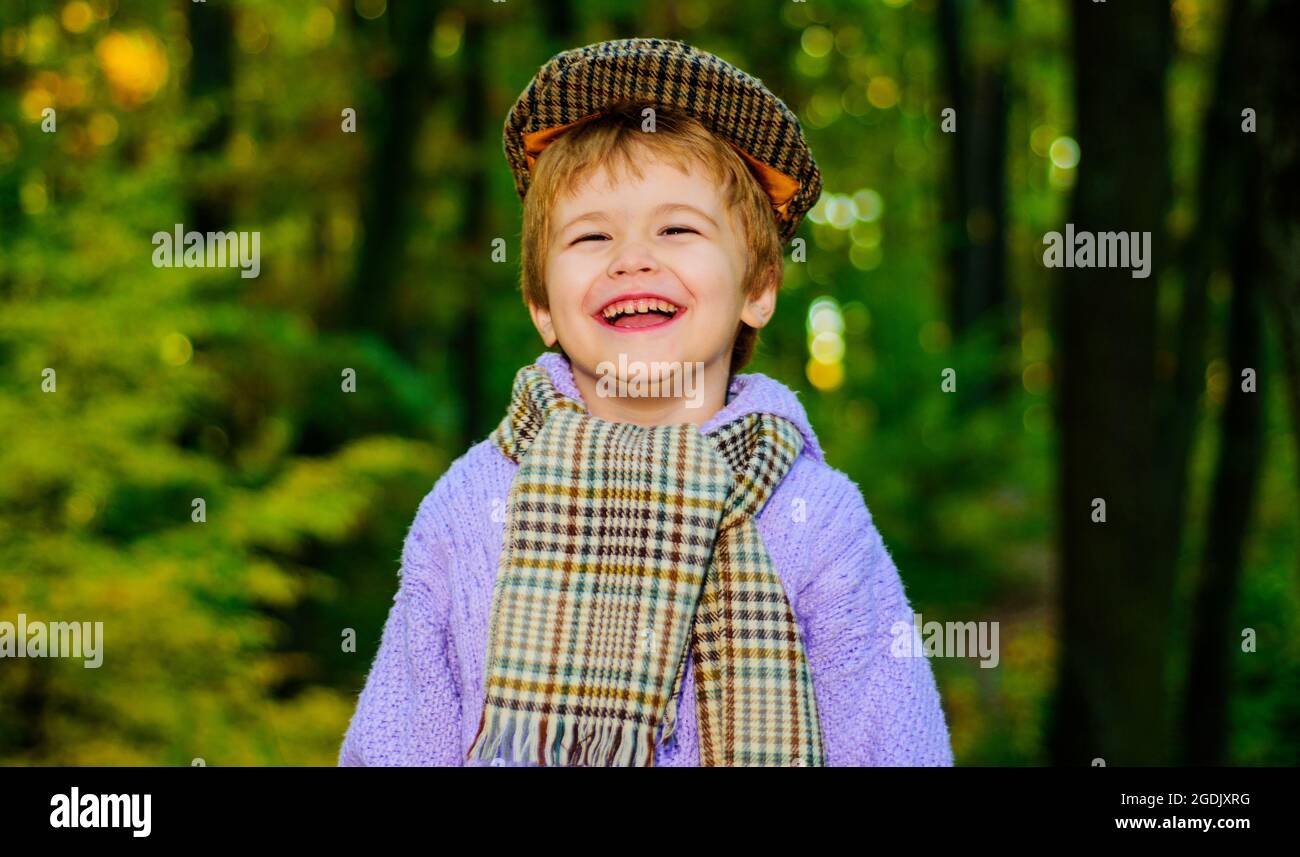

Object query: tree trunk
[1049,0,1173,766]
[938,0,1012,408]
[1254,1,1300,527]
[1176,0,1266,767]
[185,2,234,233]
[451,16,489,450]
[1182,157,1264,765]
[348,3,438,345]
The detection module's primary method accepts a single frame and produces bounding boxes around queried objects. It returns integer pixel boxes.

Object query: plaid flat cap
[503,37,822,246]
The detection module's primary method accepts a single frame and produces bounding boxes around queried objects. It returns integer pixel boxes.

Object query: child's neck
[569,359,733,428]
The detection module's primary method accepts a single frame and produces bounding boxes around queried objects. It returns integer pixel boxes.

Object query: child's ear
[527,300,558,347]
[739,262,780,330]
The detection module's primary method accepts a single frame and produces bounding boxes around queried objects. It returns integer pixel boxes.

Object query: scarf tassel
[467,707,657,767]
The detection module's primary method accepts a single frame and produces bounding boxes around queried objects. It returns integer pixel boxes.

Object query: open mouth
[593,295,686,331]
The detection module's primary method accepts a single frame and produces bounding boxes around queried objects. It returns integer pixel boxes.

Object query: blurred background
[1,0,1297,766]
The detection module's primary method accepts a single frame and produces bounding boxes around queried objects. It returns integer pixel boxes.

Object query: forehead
[554,153,725,215]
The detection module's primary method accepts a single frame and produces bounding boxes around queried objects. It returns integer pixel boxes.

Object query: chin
[608,345,708,371]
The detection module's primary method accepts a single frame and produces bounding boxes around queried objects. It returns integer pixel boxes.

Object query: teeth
[601,298,679,319]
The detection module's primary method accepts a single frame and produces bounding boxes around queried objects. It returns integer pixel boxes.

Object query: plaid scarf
[466,362,825,766]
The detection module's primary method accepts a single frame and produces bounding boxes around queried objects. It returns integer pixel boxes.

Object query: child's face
[530,153,775,394]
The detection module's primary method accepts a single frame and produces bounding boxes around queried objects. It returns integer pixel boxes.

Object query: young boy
[339,38,953,766]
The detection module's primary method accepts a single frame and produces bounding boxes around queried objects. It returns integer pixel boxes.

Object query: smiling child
[339,38,953,767]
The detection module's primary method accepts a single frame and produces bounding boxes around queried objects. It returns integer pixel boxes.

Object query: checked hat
[502,37,822,245]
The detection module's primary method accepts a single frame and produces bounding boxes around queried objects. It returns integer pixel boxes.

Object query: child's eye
[573,233,608,244]
[663,226,698,236]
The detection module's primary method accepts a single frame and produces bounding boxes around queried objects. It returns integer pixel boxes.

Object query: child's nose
[608,241,659,278]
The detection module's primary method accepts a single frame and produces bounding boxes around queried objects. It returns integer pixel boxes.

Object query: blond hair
[518,100,784,375]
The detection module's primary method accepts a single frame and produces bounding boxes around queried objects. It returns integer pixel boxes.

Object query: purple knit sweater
[339,351,954,766]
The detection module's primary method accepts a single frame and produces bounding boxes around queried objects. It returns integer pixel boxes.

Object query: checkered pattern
[503,37,822,246]
[466,363,825,766]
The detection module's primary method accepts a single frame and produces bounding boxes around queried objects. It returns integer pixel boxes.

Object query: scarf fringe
[467,707,657,767]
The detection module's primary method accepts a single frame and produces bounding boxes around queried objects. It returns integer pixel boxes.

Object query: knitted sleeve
[796,472,955,767]
[338,489,463,766]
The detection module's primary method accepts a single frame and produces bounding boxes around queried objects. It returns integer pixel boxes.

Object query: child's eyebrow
[655,203,719,227]
[559,203,719,232]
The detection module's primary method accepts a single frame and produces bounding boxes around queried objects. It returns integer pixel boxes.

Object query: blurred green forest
[1,0,1297,765]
